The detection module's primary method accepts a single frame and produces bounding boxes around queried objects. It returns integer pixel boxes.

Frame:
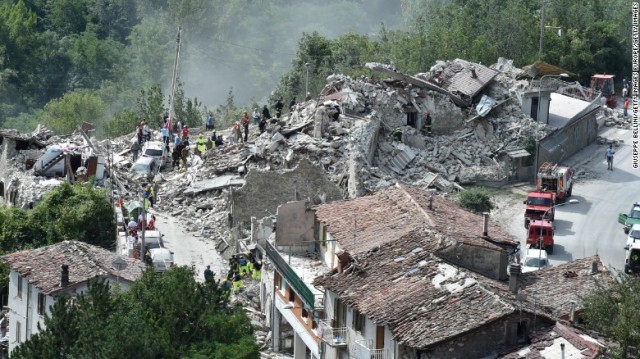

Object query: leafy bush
[457,188,495,214]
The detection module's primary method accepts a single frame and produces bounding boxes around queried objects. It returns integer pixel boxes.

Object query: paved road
[506,125,636,272]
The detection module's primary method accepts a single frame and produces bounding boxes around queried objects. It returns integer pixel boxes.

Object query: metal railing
[352,339,390,359]
[265,241,315,307]
[319,320,348,346]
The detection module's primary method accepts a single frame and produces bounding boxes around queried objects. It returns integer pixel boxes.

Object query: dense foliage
[0,182,115,302]
[582,273,640,358]
[457,188,495,214]
[0,0,631,137]
[11,267,259,359]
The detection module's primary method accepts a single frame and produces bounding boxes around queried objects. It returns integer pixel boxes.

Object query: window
[353,309,365,334]
[17,277,22,299]
[321,226,327,248]
[37,293,46,315]
[288,286,295,303]
[16,321,21,343]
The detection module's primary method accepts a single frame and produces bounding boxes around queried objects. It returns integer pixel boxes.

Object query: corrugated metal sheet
[388,143,416,174]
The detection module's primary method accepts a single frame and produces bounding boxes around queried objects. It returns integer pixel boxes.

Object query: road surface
[503,125,636,272]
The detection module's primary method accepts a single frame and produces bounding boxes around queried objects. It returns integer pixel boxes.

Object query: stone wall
[232,159,343,225]
[399,312,554,359]
[437,242,508,280]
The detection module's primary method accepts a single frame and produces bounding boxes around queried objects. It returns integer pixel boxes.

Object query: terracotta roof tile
[2,241,145,295]
[314,230,515,348]
[314,183,515,255]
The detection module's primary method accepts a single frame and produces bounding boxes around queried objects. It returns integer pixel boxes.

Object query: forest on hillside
[0,0,631,138]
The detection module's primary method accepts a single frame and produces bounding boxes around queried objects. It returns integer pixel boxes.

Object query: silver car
[130,157,158,182]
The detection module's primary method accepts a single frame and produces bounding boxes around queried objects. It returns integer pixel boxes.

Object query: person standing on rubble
[204,265,214,282]
[241,111,250,142]
[180,141,189,169]
[136,124,143,145]
[305,92,312,101]
[173,133,180,147]
[393,127,403,142]
[423,112,433,136]
[275,98,284,118]
[161,125,170,145]
[131,141,141,162]
[206,113,214,130]
[252,108,261,125]
[289,97,296,111]
[196,134,207,157]
[181,125,189,141]
[262,105,271,122]
[171,144,181,168]
[142,121,151,142]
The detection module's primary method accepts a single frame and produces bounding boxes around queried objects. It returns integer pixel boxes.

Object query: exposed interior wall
[437,242,507,280]
[232,159,343,225]
[275,201,315,249]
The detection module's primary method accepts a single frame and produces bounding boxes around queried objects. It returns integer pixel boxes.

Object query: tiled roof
[518,255,613,319]
[314,229,516,348]
[498,322,605,358]
[314,183,515,255]
[431,59,499,98]
[314,230,612,349]
[2,241,145,295]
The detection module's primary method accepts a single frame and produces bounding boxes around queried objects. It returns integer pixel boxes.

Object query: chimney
[591,261,599,274]
[482,212,489,236]
[569,300,576,322]
[509,264,521,293]
[560,343,565,359]
[470,66,477,78]
[61,264,69,287]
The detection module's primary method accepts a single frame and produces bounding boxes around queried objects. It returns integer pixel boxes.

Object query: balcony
[318,320,347,348]
[352,339,390,359]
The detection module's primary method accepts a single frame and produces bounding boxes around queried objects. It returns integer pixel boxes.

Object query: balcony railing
[318,320,347,348]
[352,339,390,359]
[265,241,315,307]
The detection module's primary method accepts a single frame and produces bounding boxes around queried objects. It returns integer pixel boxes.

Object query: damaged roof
[314,183,515,255]
[314,229,516,349]
[498,322,606,358]
[428,59,499,100]
[2,240,145,295]
[519,255,613,319]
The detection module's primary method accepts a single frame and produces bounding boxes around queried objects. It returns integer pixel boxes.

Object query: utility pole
[304,63,311,97]
[139,196,147,261]
[538,0,545,60]
[168,27,182,123]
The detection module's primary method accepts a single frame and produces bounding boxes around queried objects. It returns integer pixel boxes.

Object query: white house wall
[8,271,132,353]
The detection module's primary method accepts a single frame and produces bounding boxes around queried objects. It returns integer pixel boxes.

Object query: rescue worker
[232,273,244,293]
[393,127,403,141]
[180,142,189,169]
[171,145,181,168]
[241,112,250,142]
[196,134,207,157]
[221,280,232,299]
[252,260,262,280]
[238,255,250,276]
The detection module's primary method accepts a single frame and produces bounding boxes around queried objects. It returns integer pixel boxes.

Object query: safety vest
[197,138,207,152]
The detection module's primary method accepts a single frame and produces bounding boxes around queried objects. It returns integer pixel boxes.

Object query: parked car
[618,203,640,234]
[142,140,167,168]
[130,156,158,182]
[149,247,174,272]
[626,223,640,247]
[521,248,551,273]
[625,241,640,275]
[142,230,165,250]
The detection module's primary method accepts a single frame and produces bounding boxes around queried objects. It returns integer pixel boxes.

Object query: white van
[142,141,168,168]
[149,248,174,272]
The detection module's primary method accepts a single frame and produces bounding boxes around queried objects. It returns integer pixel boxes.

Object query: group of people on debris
[203,250,262,297]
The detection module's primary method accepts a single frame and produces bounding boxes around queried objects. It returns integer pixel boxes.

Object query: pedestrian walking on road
[606,144,615,170]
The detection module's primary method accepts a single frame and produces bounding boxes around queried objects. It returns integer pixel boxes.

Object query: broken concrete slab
[183,175,245,195]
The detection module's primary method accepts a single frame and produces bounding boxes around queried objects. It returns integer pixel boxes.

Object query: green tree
[457,188,495,214]
[11,268,260,358]
[136,85,165,127]
[41,90,107,134]
[582,272,640,358]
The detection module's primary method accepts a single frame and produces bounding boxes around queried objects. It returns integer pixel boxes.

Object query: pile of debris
[602,106,631,128]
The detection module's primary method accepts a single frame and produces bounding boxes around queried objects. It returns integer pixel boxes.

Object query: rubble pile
[602,107,631,128]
